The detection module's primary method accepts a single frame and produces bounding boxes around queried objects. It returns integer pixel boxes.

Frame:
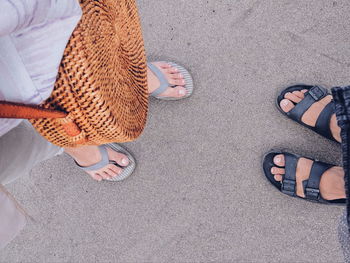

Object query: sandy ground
[1,0,350,262]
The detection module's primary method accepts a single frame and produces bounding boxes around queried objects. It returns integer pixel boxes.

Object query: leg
[339,210,350,262]
[0,185,27,249]
[0,121,62,185]
[332,87,350,262]
[0,121,62,248]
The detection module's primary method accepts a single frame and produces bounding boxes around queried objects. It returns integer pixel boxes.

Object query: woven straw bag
[3,0,148,148]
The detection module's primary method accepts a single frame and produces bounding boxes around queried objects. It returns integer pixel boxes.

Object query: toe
[280,99,295,113]
[177,87,187,97]
[169,78,186,86]
[163,86,187,98]
[108,149,129,167]
[165,67,179,74]
[154,62,172,68]
[104,168,120,179]
[273,154,285,167]
[91,173,103,182]
[171,73,184,79]
[271,167,285,175]
[274,174,283,181]
[107,164,122,176]
[100,171,112,180]
[285,92,302,103]
[292,90,305,99]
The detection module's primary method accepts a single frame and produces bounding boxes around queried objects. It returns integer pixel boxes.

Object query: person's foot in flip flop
[280,88,341,142]
[65,146,130,181]
[147,62,187,98]
[271,154,345,201]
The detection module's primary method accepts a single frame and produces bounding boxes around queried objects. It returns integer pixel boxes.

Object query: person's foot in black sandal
[263,151,346,204]
[278,85,341,143]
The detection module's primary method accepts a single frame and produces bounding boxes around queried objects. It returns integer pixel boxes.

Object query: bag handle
[0,101,87,144]
[0,101,67,119]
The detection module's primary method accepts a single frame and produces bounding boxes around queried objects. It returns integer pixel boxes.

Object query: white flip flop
[75,143,136,182]
[148,61,194,100]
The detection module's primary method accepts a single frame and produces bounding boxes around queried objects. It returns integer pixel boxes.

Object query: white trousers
[0,121,61,249]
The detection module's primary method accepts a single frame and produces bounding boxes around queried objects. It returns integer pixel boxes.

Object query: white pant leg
[0,120,62,185]
[0,121,62,249]
[0,185,26,249]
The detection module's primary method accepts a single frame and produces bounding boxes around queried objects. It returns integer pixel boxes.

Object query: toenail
[179,89,186,95]
[281,100,288,106]
[121,158,129,165]
[275,157,281,163]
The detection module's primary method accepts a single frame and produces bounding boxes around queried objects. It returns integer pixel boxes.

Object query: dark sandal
[263,150,346,205]
[276,84,338,143]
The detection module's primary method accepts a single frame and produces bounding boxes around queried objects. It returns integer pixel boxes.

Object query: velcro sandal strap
[281,153,298,196]
[287,86,328,122]
[314,101,335,141]
[303,161,333,201]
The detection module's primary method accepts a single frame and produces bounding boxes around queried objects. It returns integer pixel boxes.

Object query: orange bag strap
[0,101,87,144]
[0,101,67,119]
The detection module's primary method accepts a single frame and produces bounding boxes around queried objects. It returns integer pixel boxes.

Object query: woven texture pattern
[30,0,148,147]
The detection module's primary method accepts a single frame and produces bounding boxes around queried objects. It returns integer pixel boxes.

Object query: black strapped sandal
[276,84,338,143]
[263,150,346,205]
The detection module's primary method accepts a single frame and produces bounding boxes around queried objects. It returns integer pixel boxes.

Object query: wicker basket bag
[25,0,148,147]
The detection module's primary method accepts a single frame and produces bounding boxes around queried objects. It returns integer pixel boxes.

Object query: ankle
[319,167,345,200]
[330,115,341,142]
[64,146,101,166]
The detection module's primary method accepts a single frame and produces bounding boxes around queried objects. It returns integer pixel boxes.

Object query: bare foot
[65,146,129,181]
[148,62,187,98]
